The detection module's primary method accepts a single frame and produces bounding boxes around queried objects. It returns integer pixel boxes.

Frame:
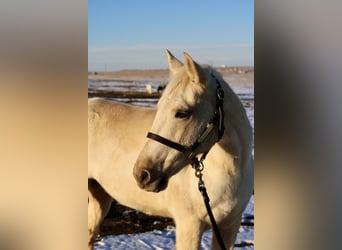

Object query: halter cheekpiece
[146,73,225,161]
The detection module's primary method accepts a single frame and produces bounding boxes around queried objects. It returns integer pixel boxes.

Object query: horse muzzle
[133,160,168,192]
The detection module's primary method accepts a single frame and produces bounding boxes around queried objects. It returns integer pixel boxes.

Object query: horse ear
[184,52,206,85]
[165,49,183,74]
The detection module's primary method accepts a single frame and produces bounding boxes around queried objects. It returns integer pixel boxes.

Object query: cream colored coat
[88,51,253,250]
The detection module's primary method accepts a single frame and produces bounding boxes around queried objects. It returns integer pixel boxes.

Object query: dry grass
[88,66,254,84]
[100,202,174,236]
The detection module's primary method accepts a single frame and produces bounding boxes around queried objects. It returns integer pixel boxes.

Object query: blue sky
[88,1,254,71]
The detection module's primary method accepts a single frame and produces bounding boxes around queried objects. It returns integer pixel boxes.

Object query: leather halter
[147,74,225,160]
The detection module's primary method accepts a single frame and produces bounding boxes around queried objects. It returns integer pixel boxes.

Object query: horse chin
[144,176,169,193]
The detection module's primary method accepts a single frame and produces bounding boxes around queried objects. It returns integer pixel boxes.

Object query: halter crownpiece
[146,73,225,161]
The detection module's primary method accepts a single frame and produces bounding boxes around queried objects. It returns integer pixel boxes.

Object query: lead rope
[192,154,227,250]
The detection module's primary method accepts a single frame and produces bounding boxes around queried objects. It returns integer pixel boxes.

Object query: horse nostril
[140,169,151,185]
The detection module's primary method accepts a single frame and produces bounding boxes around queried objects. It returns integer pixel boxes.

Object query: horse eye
[175,110,191,119]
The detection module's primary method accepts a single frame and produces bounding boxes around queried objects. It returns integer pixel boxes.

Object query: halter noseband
[146,74,225,160]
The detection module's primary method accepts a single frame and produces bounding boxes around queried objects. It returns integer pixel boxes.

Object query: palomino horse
[88,51,253,250]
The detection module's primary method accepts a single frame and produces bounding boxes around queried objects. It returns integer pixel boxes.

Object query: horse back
[88,98,156,132]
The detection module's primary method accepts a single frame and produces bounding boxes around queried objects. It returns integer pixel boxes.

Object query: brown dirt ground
[100,201,174,237]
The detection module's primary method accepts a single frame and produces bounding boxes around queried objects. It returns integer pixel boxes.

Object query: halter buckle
[186,149,195,160]
[217,87,224,100]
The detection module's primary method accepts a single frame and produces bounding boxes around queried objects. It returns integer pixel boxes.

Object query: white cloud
[88,44,253,71]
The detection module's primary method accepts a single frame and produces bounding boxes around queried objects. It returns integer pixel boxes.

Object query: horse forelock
[160,67,205,107]
[163,65,224,101]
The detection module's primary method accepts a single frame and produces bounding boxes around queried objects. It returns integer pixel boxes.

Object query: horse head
[133,50,224,192]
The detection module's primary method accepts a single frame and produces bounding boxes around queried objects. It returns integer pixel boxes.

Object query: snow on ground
[94,196,253,250]
[91,80,254,250]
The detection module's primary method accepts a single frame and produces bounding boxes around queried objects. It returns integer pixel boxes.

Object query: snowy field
[90,79,254,250]
[94,196,254,250]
